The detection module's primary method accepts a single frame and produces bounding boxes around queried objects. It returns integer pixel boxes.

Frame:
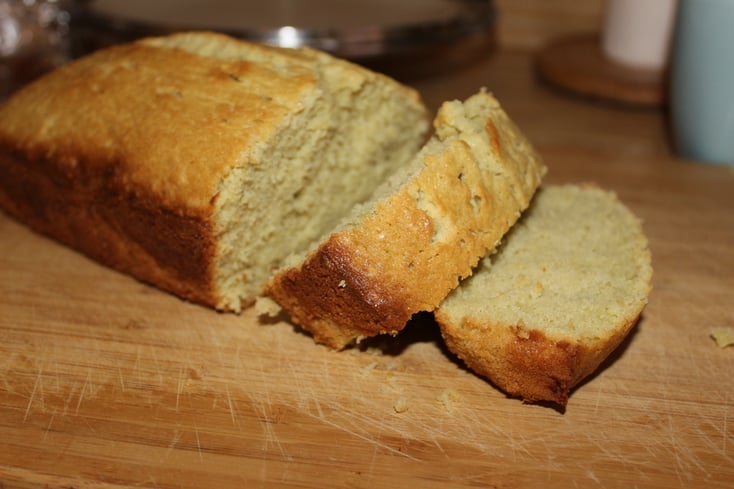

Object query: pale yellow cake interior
[439,184,653,341]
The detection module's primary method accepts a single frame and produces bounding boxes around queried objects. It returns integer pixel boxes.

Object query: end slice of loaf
[435,184,653,406]
[263,90,547,349]
[0,32,429,311]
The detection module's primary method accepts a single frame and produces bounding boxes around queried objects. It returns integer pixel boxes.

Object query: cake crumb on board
[711,327,734,348]
[393,397,409,413]
[358,362,379,376]
[437,389,460,413]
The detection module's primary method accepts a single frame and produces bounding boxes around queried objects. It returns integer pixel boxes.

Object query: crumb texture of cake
[435,184,654,406]
[264,90,547,349]
[0,31,429,311]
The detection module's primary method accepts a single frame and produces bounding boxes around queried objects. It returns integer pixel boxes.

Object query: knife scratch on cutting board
[23,366,43,422]
[247,391,289,460]
[74,369,92,415]
[41,409,57,442]
[302,408,421,461]
[224,383,242,430]
[175,367,186,412]
[273,348,490,460]
[163,429,184,460]
[241,351,424,461]
[193,424,204,461]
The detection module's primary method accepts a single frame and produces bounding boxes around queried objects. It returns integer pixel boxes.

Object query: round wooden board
[536,34,666,107]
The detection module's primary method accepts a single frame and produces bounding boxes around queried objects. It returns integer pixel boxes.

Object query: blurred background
[0,0,607,97]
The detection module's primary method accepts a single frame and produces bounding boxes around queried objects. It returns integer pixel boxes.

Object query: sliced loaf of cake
[435,184,653,406]
[0,32,429,311]
[262,90,547,349]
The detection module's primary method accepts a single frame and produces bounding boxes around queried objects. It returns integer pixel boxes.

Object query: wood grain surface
[1,49,733,489]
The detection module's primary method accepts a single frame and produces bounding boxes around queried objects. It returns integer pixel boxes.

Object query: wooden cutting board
[1,51,733,489]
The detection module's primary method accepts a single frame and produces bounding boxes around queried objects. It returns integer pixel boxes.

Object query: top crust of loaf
[0,31,400,211]
[435,184,653,407]
[264,90,547,349]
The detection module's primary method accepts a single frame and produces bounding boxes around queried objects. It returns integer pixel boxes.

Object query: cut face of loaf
[263,90,547,349]
[435,184,654,407]
[0,32,429,311]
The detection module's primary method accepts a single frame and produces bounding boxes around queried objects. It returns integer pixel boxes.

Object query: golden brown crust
[438,313,642,406]
[0,142,220,307]
[265,236,415,348]
[438,318,576,405]
[265,93,546,349]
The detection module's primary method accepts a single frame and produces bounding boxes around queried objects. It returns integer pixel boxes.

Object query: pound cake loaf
[435,184,653,406]
[0,31,430,311]
[262,90,547,349]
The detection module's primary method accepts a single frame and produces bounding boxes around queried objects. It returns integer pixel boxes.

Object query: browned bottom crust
[437,302,642,407]
[0,146,221,309]
[265,236,417,348]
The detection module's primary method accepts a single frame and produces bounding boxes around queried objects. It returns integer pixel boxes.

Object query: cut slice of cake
[0,32,429,311]
[262,90,547,349]
[435,184,653,406]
